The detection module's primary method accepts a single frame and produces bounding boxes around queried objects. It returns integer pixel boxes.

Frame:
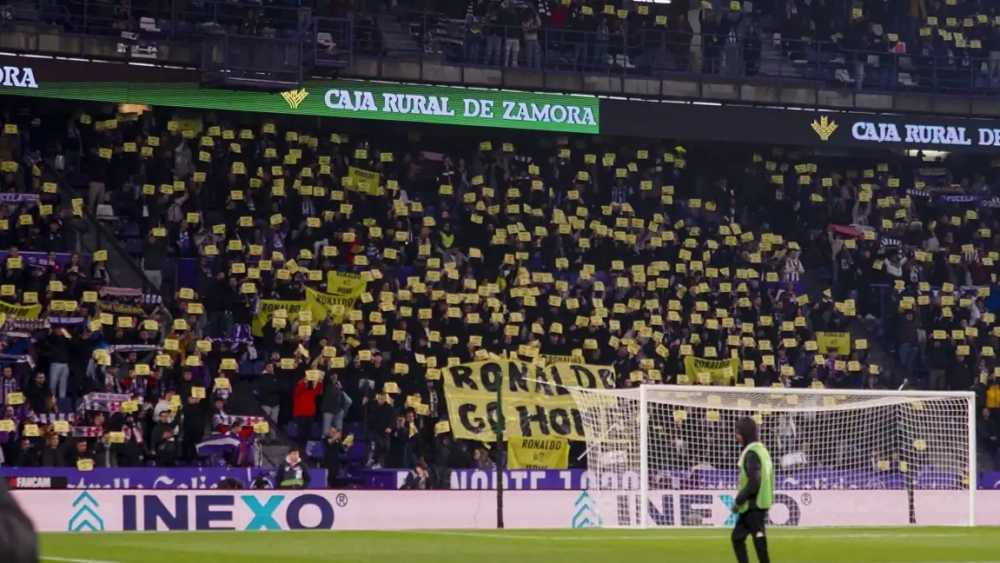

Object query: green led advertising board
[0,67,599,134]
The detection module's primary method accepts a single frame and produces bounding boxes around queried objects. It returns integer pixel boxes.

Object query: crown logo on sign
[280,88,309,110]
[810,116,838,141]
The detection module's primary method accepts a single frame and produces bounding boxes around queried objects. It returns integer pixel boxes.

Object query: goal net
[568,385,976,528]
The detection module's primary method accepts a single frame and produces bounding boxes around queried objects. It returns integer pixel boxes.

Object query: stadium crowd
[6,0,1000,91]
[403,0,1000,91]
[0,92,999,480]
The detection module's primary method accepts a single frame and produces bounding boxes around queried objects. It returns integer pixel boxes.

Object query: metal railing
[43,0,305,40]
[309,16,353,68]
[352,10,1000,98]
[201,33,306,89]
[1,0,311,63]
[3,1,999,101]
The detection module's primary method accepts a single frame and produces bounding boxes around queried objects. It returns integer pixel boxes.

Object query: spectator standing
[320,373,351,436]
[988,25,1000,84]
[897,310,920,373]
[322,427,349,488]
[593,17,610,70]
[256,362,285,441]
[484,7,503,66]
[151,409,178,466]
[743,24,761,76]
[465,3,485,64]
[276,447,311,489]
[781,250,805,283]
[978,408,998,466]
[502,5,521,67]
[522,11,542,69]
[92,432,118,468]
[47,329,70,400]
[142,232,168,290]
[292,377,323,447]
[926,338,952,391]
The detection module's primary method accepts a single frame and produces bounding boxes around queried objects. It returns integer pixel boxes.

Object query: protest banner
[250,299,307,337]
[541,354,583,365]
[304,287,356,324]
[346,167,381,195]
[682,356,739,384]
[0,300,41,319]
[442,360,614,441]
[252,280,364,335]
[325,271,368,297]
[816,331,852,355]
[506,437,570,469]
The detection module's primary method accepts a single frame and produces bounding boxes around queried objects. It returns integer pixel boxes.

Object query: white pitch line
[394,530,986,541]
[43,558,121,563]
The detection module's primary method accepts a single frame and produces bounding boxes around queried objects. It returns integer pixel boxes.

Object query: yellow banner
[0,300,41,319]
[816,331,851,355]
[541,354,583,365]
[347,167,381,195]
[442,360,614,442]
[325,271,368,298]
[171,116,204,135]
[507,437,570,469]
[251,299,307,337]
[304,287,356,324]
[683,356,739,384]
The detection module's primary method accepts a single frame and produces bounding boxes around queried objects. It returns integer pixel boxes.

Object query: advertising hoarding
[15,489,1000,531]
[601,99,1000,152]
[365,468,994,490]
[0,58,598,134]
[0,467,326,489]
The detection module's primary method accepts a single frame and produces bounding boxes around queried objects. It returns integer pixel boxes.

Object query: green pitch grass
[40,527,1000,563]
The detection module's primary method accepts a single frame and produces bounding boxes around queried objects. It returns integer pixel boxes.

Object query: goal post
[569,385,977,529]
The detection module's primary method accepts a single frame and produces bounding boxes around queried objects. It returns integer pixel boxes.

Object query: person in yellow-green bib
[731,417,774,563]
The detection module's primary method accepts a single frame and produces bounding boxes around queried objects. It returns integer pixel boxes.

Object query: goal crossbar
[566,384,978,528]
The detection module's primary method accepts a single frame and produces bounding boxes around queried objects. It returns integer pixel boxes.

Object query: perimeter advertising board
[7,54,1000,148]
[0,57,598,134]
[601,99,1000,152]
[14,490,1000,531]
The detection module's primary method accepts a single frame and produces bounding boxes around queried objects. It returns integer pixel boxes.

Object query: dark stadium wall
[601,99,1000,153]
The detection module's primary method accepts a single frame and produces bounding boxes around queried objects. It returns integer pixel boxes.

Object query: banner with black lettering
[683,357,739,384]
[541,354,583,365]
[506,437,570,469]
[816,331,851,355]
[442,360,614,442]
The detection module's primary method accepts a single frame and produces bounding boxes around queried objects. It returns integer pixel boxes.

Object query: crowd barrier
[4,467,998,491]
[363,468,1000,490]
[0,467,328,490]
[17,489,1000,531]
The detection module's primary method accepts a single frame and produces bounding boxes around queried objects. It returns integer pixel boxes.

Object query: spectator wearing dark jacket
[38,433,66,467]
[92,432,118,468]
[23,372,51,415]
[151,409,178,466]
[256,362,285,440]
[926,339,952,390]
[12,439,39,467]
[322,426,349,488]
[320,373,351,437]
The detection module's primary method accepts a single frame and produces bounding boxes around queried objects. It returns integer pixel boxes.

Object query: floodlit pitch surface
[38,527,1000,563]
